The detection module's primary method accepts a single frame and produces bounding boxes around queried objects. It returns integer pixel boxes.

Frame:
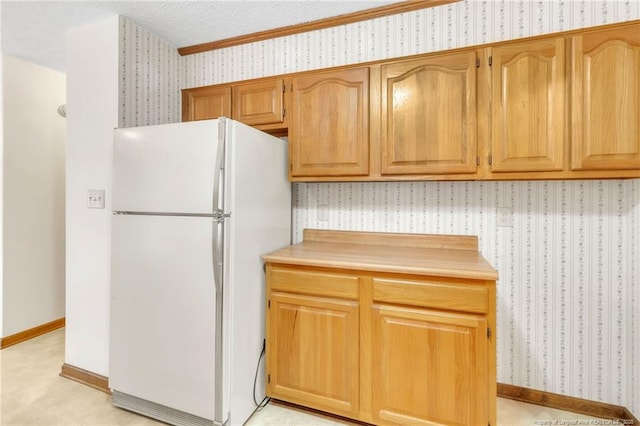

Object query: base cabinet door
[372,304,488,426]
[267,292,359,418]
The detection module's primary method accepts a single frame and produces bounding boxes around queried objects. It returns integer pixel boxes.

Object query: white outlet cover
[317,204,330,221]
[496,206,513,227]
[87,189,106,209]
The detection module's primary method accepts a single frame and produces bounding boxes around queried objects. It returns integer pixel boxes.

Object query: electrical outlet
[87,189,106,209]
[317,204,329,222]
[496,206,513,227]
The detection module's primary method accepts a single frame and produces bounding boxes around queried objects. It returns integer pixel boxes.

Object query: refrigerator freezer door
[113,120,220,214]
[109,214,228,423]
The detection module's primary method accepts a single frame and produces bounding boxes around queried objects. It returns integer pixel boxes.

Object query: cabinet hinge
[489,56,493,66]
[476,58,480,68]
[487,327,492,339]
[488,155,493,166]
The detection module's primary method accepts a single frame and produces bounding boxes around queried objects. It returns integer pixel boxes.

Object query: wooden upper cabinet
[232,78,286,126]
[489,38,566,173]
[571,24,640,171]
[181,21,639,181]
[380,51,478,175]
[290,67,369,178]
[182,85,231,121]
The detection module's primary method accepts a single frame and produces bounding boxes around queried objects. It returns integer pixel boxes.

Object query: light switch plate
[87,189,105,209]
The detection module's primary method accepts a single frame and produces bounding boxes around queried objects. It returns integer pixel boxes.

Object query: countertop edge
[262,253,499,281]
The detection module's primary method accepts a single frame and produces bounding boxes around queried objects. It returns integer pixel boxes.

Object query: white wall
[65,16,119,375]
[0,8,4,334]
[1,54,66,337]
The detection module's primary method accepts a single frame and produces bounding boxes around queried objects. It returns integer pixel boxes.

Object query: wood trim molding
[498,383,638,423]
[60,363,111,394]
[271,399,369,426]
[0,317,65,349]
[178,0,460,56]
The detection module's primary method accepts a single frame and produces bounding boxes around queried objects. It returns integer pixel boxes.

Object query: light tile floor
[0,329,609,425]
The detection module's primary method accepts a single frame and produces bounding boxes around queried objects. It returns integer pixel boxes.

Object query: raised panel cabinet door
[372,304,488,426]
[572,24,640,171]
[182,86,232,121]
[232,78,285,126]
[380,51,478,175]
[267,292,359,417]
[290,67,369,177]
[490,37,566,172]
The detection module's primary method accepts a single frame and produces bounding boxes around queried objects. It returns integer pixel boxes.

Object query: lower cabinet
[265,264,496,426]
[372,305,488,426]
[267,292,359,417]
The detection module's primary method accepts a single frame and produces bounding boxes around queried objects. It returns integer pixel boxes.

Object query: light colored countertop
[263,229,498,281]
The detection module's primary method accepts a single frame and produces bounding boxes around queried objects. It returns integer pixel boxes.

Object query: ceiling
[1,0,399,72]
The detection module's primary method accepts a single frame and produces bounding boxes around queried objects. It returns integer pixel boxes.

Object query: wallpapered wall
[119,1,640,416]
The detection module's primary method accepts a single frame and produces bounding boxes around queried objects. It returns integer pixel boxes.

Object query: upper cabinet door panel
[182,86,231,121]
[572,25,640,171]
[232,79,285,126]
[290,68,369,177]
[380,51,478,175]
[490,38,566,173]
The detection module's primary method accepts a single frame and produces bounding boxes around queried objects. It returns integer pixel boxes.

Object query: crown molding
[177,0,459,56]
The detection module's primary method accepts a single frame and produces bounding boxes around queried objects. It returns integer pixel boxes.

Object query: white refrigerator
[109,118,291,426]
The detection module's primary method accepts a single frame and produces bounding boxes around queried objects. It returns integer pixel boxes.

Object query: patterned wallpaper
[294,179,639,412]
[119,1,640,417]
[119,17,180,127]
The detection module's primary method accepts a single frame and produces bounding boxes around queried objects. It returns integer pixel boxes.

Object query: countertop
[263,229,498,281]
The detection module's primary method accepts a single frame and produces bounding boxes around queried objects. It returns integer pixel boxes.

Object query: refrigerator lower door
[110,214,228,426]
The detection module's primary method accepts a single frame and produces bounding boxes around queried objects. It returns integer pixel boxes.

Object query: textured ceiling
[1,0,399,72]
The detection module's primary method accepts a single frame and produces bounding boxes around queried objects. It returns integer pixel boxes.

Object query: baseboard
[624,408,640,425]
[0,317,65,349]
[60,363,111,394]
[269,399,369,425]
[498,383,638,424]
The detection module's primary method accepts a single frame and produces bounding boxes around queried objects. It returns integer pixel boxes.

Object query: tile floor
[0,329,610,425]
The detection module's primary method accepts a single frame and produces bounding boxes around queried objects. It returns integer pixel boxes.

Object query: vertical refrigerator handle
[212,118,228,425]
[212,218,224,294]
[212,118,227,216]
[212,218,225,425]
